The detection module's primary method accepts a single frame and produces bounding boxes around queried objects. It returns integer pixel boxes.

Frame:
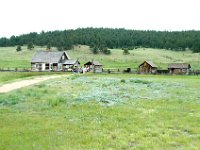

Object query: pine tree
[46,43,51,50]
[27,42,34,50]
[92,46,98,54]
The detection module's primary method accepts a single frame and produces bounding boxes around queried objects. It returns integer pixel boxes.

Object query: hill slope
[0,46,200,70]
[1,28,200,52]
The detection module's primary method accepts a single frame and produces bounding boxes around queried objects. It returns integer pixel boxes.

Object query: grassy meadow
[0,45,200,149]
[0,45,200,69]
[0,74,200,149]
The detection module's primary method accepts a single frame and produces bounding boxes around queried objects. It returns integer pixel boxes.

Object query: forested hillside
[0,28,200,52]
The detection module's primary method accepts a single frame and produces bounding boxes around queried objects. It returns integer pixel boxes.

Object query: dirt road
[0,75,62,93]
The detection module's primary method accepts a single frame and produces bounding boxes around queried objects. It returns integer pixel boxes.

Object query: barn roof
[139,61,158,68]
[93,61,102,66]
[63,59,80,65]
[84,61,102,66]
[168,63,191,69]
[31,51,70,63]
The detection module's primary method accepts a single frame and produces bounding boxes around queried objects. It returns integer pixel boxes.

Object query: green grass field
[0,46,200,149]
[0,74,200,149]
[0,45,200,69]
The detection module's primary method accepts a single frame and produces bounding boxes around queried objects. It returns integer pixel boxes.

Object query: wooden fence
[189,70,200,75]
[102,68,138,74]
[0,67,200,75]
[0,68,31,72]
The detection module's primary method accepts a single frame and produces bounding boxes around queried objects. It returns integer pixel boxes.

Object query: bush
[27,42,34,50]
[16,45,22,52]
[103,49,111,55]
[131,79,151,84]
[92,47,98,54]
[57,46,64,51]
[91,45,111,55]
[120,79,126,83]
[123,49,130,55]
[46,43,51,50]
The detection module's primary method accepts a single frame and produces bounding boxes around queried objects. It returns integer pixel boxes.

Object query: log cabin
[138,61,158,74]
[168,63,191,75]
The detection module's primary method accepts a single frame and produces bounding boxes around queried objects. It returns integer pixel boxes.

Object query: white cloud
[0,0,200,37]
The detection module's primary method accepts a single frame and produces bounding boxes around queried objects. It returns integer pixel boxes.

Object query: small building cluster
[31,51,102,73]
[31,51,192,75]
[138,61,191,75]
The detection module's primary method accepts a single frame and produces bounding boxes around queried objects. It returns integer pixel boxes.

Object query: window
[182,69,187,72]
[62,55,65,60]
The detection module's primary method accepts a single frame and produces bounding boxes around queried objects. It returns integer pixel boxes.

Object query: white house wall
[42,63,45,71]
[58,63,62,71]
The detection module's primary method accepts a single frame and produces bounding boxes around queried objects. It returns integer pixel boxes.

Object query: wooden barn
[84,61,103,73]
[168,63,191,75]
[31,51,70,71]
[138,61,158,74]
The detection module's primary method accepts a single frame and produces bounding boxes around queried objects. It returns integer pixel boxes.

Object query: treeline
[0,28,200,52]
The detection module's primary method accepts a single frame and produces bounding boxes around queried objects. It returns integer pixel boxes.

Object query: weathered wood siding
[169,68,190,75]
[139,62,157,74]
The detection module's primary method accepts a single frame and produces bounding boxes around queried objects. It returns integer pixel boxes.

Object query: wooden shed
[63,59,80,71]
[138,61,158,74]
[168,63,191,75]
[84,61,103,73]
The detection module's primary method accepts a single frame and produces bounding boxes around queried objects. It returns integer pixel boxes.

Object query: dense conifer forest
[0,28,200,52]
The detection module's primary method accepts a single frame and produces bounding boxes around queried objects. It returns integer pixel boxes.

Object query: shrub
[92,47,98,54]
[120,79,126,83]
[27,42,34,50]
[16,45,22,52]
[123,49,130,55]
[131,79,151,84]
[103,49,111,55]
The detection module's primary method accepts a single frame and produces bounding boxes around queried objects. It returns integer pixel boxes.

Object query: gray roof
[84,61,102,66]
[31,51,69,63]
[139,61,158,68]
[63,59,80,65]
[168,63,191,69]
[93,61,102,66]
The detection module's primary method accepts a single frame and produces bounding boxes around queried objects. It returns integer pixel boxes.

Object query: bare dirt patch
[0,75,63,93]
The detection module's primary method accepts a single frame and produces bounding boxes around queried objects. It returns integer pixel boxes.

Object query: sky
[0,0,200,37]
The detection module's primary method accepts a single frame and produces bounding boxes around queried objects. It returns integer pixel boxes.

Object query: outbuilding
[138,61,158,74]
[84,60,103,73]
[168,63,191,75]
[63,59,80,71]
